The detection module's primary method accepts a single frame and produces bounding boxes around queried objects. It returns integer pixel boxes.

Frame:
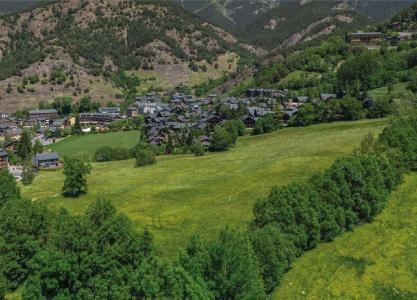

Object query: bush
[253,114,276,135]
[209,127,233,152]
[191,142,205,156]
[94,146,132,162]
[134,144,156,167]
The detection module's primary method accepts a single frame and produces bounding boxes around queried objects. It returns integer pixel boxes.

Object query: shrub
[134,144,156,167]
[209,127,233,152]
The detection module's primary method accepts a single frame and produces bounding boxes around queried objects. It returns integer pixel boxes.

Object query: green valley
[22,119,387,256]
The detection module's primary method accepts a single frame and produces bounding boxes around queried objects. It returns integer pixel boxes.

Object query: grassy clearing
[278,70,320,85]
[368,82,411,99]
[274,174,417,300]
[48,130,139,159]
[23,119,387,256]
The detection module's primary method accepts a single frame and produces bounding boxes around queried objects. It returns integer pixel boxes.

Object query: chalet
[32,152,60,168]
[241,115,257,128]
[200,135,211,147]
[98,107,120,115]
[386,35,402,45]
[127,107,139,118]
[390,22,402,31]
[0,150,8,169]
[283,108,298,121]
[350,32,382,44]
[28,109,58,121]
[3,140,18,152]
[79,113,120,125]
[4,128,23,140]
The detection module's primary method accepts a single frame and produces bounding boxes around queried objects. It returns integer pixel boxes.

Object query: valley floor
[274,174,417,300]
[22,119,387,256]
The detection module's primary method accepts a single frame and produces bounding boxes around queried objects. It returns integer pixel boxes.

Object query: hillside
[21,119,387,256]
[176,0,414,50]
[274,174,417,299]
[0,0,254,112]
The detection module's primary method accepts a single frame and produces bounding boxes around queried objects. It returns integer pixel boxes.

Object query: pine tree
[21,163,35,185]
[16,130,32,162]
[72,114,82,134]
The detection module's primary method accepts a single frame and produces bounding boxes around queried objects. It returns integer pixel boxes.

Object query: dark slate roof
[28,109,58,115]
[0,150,8,158]
[36,152,59,162]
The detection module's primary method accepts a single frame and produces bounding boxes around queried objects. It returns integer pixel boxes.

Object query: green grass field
[23,119,387,256]
[48,130,140,159]
[274,174,417,300]
[368,82,411,99]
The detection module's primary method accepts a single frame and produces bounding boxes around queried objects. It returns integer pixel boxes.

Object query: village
[0,19,415,180]
[0,87,342,179]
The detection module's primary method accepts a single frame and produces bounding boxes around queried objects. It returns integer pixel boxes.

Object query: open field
[23,119,387,256]
[274,174,417,300]
[368,82,411,99]
[48,130,140,159]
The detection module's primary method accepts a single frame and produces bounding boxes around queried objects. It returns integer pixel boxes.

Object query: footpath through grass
[48,130,139,159]
[23,119,387,256]
[274,174,417,299]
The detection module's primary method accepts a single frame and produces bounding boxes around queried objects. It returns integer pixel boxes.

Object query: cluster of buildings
[140,89,338,146]
[350,21,417,46]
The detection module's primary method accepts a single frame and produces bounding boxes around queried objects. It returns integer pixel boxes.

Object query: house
[28,109,58,121]
[3,140,18,152]
[98,107,121,115]
[390,22,402,31]
[79,113,120,125]
[241,115,257,128]
[294,96,308,103]
[0,150,8,169]
[320,93,336,102]
[350,32,382,44]
[386,35,402,45]
[4,128,23,140]
[32,152,60,168]
[127,107,139,118]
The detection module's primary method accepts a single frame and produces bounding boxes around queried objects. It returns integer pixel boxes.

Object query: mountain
[176,0,415,49]
[0,0,255,112]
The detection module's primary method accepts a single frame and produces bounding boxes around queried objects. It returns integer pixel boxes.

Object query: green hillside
[22,119,387,256]
[274,174,417,299]
[48,130,140,159]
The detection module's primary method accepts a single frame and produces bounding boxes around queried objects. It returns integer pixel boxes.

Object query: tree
[209,127,233,152]
[0,170,20,207]
[178,228,266,299]
[72,114,82,134]
[62,155,92,197]
[408,72,417,94]
[16,130,32,162]
[134,144,156,167]
[191,142,205,156]
[21,163,35,185]
[340,96,364,120]
[32,139,44,155]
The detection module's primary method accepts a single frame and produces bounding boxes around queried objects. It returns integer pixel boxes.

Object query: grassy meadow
[48,130,140,159]
[274,174,417,300]
[23,119,387,256]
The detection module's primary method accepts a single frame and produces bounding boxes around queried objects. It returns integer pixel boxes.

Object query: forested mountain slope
[176,0,414,49]
[0,0,254,112]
